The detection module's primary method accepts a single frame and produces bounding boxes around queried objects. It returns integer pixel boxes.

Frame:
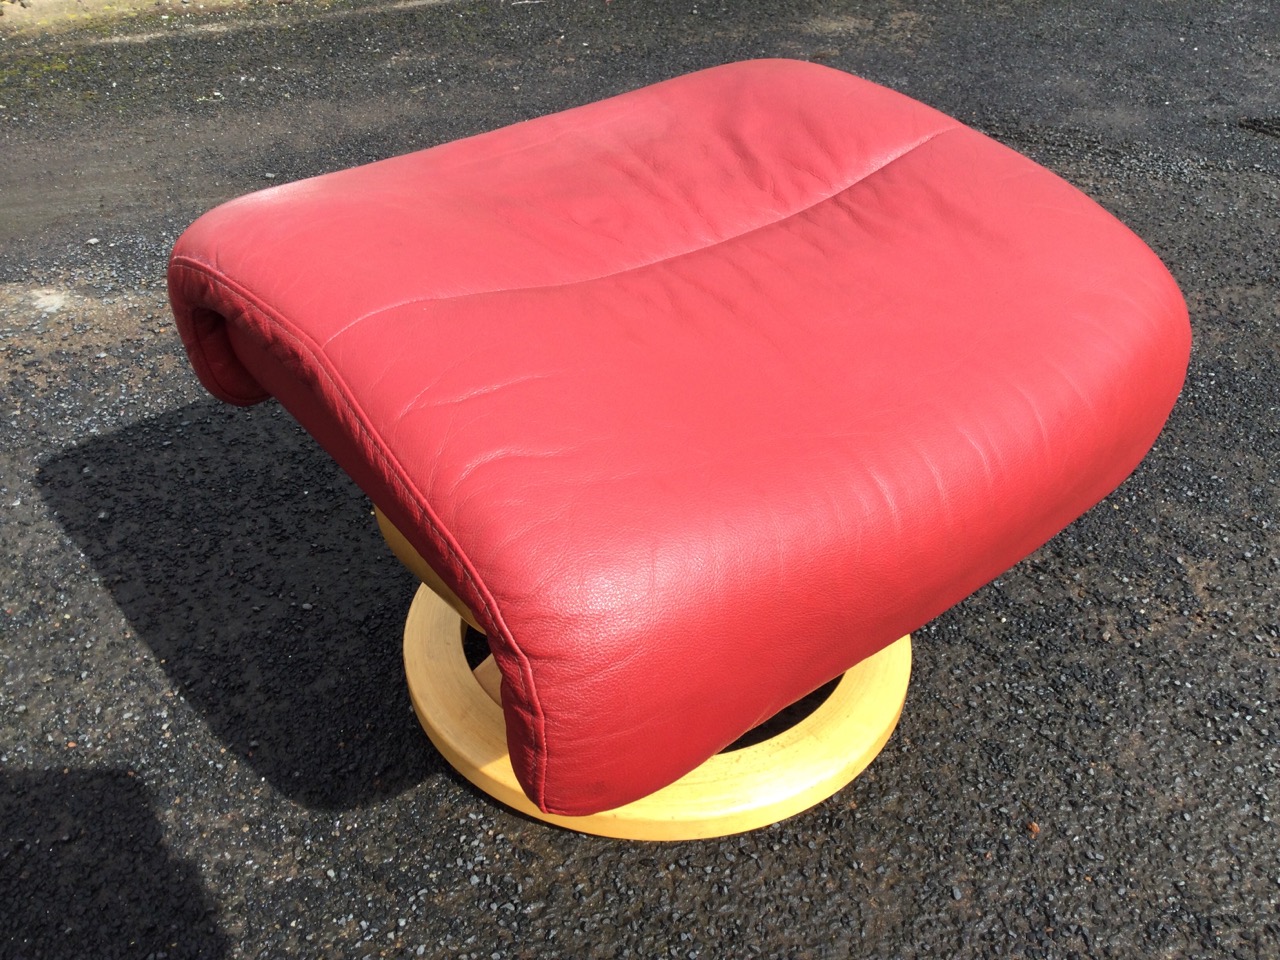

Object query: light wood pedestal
[380,508,911,840]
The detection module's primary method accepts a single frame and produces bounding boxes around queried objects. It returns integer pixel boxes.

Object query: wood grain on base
[402,583,911,840]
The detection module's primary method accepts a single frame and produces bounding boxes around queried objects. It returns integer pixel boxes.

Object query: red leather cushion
[168,59,1190,815]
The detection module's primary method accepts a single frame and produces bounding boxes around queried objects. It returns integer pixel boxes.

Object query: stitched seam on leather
[169,257,552,808]
[172,273,265,404]
[319,124,964,347]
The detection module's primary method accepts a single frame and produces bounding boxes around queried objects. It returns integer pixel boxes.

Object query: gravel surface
[2,1,1278,957]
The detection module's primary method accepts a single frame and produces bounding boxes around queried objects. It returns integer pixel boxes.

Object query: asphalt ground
[1,1,1278,957]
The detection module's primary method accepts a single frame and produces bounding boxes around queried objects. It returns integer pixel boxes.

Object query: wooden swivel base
[402,583,912,841]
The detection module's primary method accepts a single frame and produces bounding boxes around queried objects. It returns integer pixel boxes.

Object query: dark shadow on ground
[37,398,442,809]
[0,768,228,960]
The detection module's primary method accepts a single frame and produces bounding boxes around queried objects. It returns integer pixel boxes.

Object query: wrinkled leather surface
[168,60,1191,815]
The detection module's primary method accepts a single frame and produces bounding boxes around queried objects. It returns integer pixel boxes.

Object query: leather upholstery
[168,60,1190,815]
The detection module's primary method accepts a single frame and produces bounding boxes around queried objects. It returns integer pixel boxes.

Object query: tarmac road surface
[1,1,1278,957]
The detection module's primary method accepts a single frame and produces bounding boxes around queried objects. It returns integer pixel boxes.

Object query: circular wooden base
[403,584,911,840]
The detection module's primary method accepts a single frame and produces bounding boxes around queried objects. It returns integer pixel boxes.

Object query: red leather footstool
[168,60,1190,839]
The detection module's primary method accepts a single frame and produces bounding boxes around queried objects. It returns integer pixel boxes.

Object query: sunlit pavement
[2,2,1278,957]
